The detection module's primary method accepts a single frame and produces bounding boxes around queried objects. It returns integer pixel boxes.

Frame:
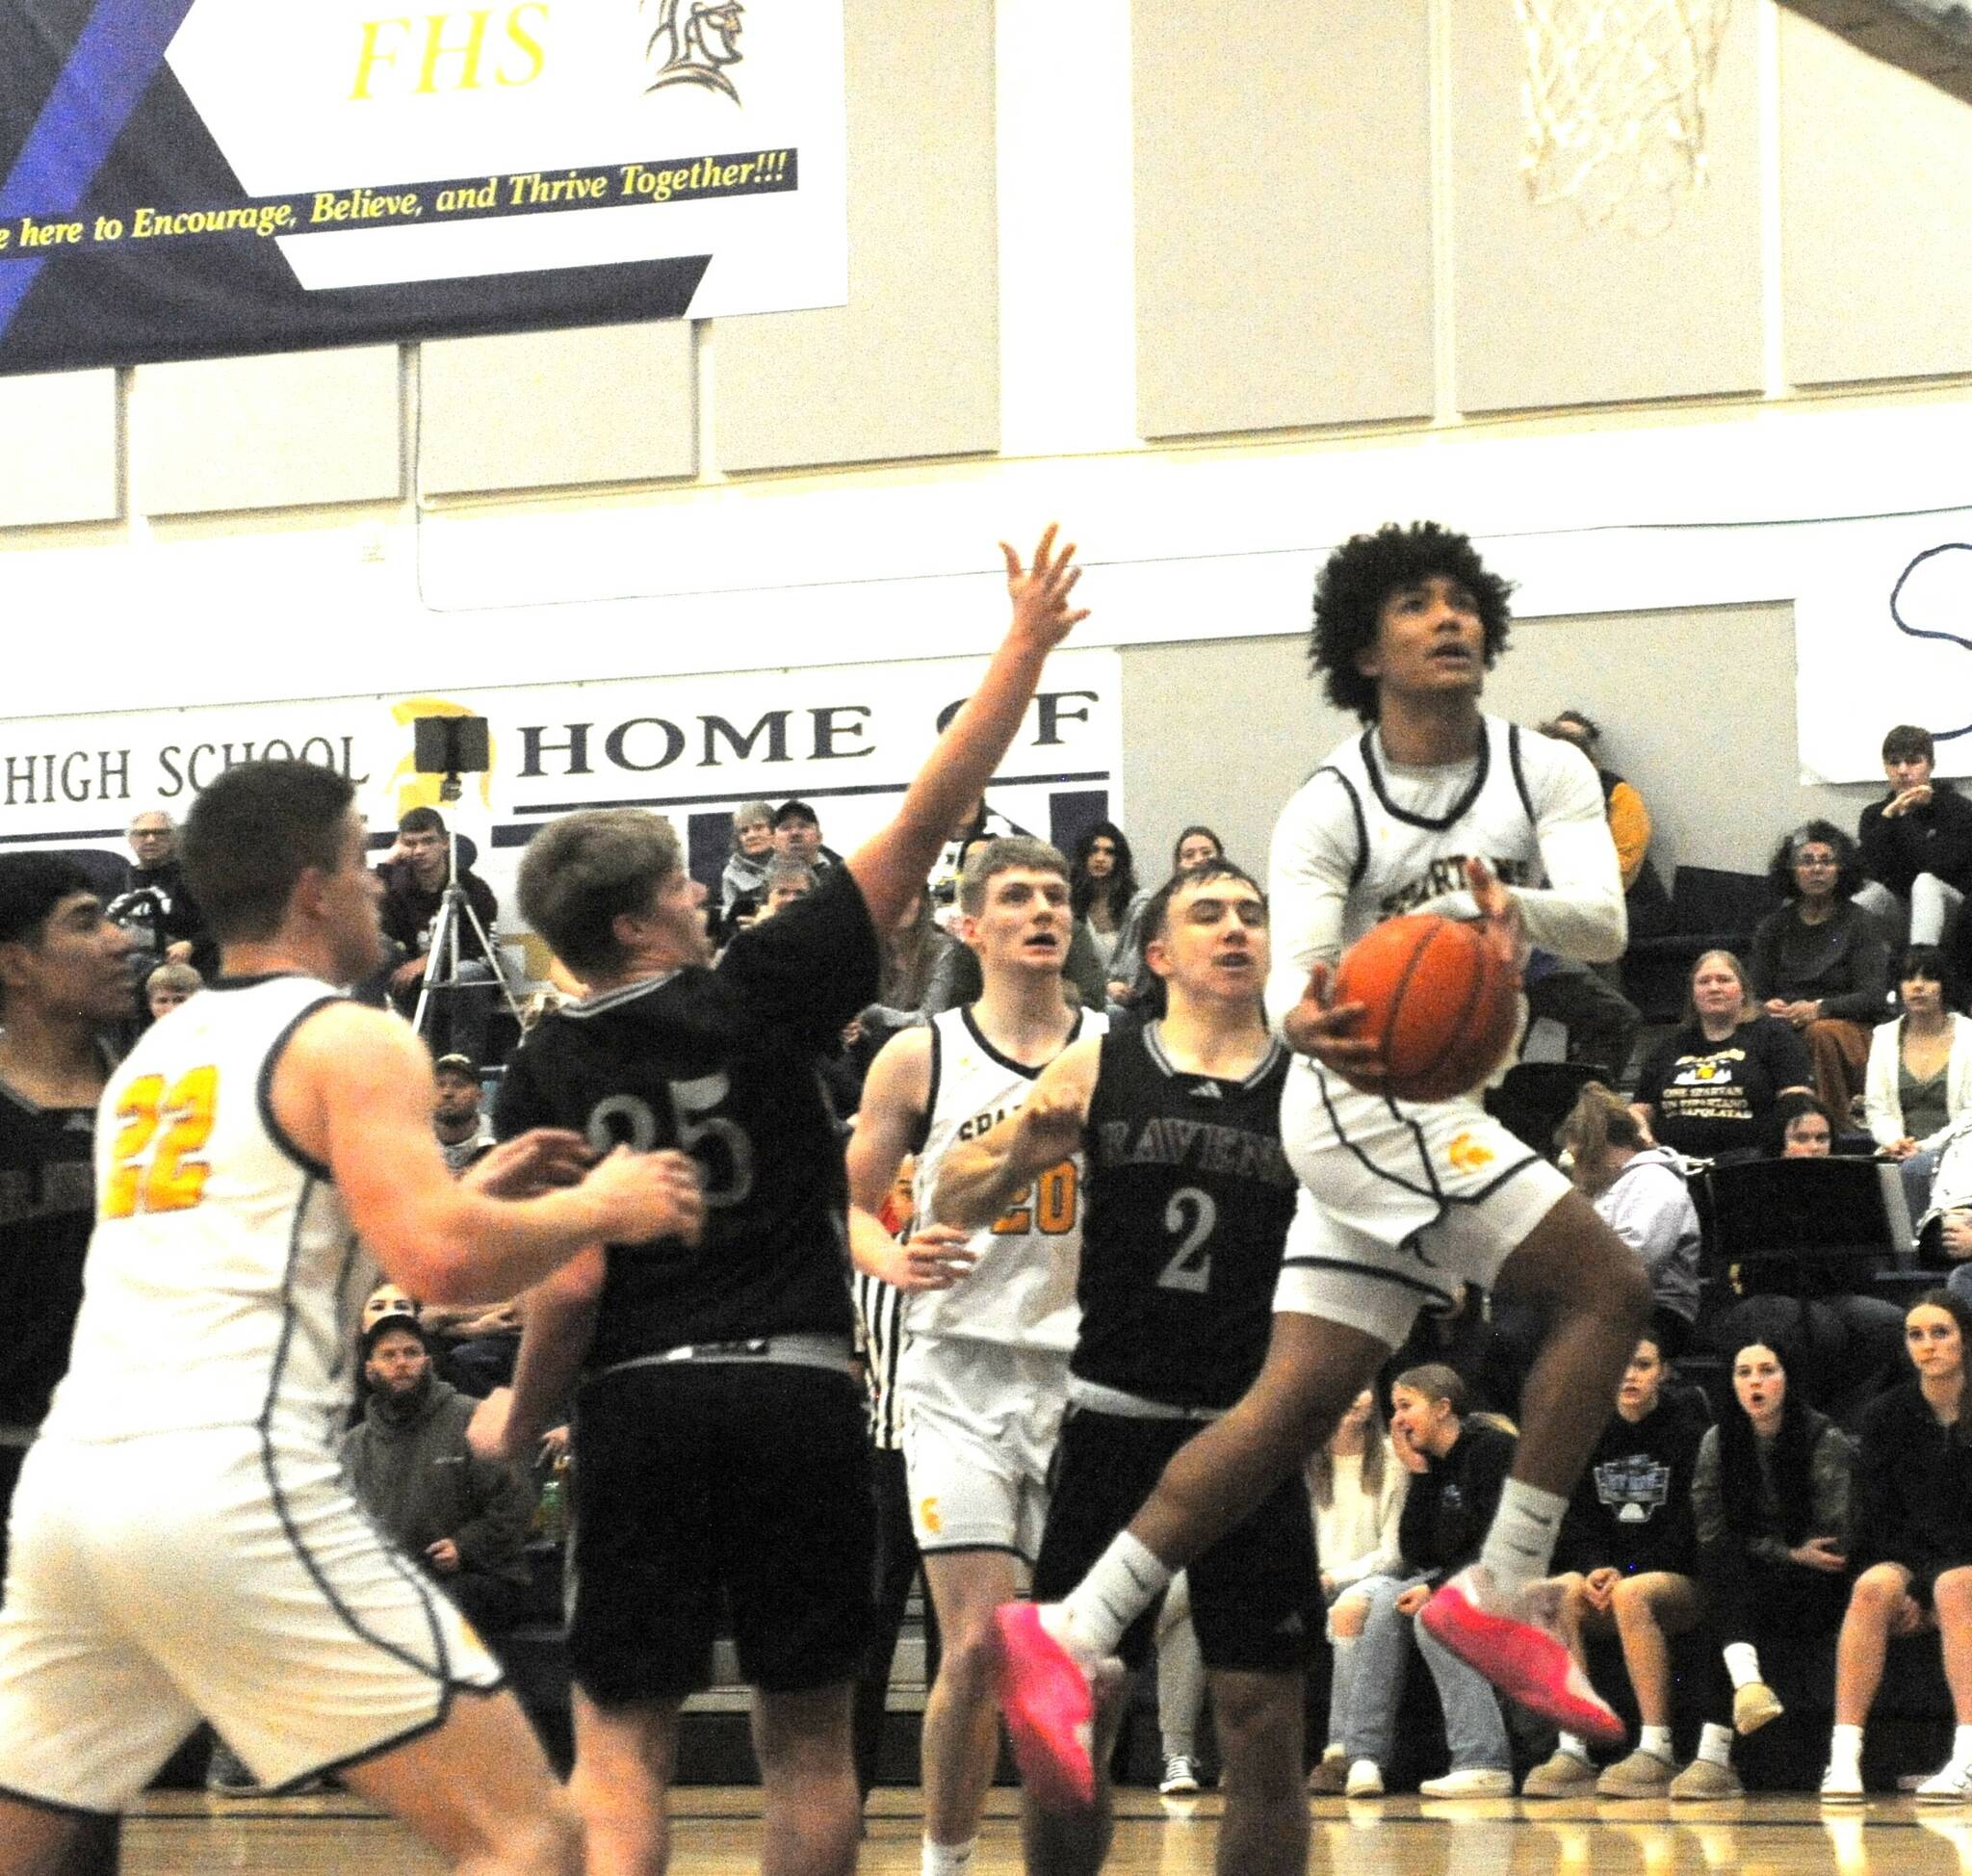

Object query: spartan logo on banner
[646,1,746,101]
[0,0,844,376]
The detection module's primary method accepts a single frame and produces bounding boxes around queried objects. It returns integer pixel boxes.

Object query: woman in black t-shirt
[1634,951,1816,1163]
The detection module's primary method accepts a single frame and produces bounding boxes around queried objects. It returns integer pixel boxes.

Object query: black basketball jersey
[496,864,880,1365]
[1075,1022,1296,1412]
[0,1077,100,1432]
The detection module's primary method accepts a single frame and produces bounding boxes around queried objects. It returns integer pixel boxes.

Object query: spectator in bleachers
[928,792,1021,920]
[1334,1366,1515,1799]
[143,960,200,1022]
[1751,822,1891,1120]
[1912,1113,1972,1301]
[1541,709,1672,942]
[718,798,776,929]
[1777,1090,1836,1158]
[341,1315,535,1637]
[757,856,817,919]
[861,890,960,1041]
[1070,820,1150,1008]
[1865,945,1972,1222]
[1521,1335,1710,1797]
[1557,1083,1700,1358]
[1304,1389,1411,1795]
[1633,951,1815,1164]
[1684,1336,1852,1799]
[1171,825,1224,872]
[771,797,843,873]
[108,807,217,983]
[1822,1290,1972,1802]
[1855,724,1972,948]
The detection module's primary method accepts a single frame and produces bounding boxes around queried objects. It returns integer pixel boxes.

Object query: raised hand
[585,1145,706,1247]
[1464,857,1528,975]
[1001,523,1089,653]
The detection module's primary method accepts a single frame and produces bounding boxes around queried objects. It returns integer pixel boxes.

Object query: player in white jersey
[848,837,1105,1876]
[0,759,702,1876]
[996,522,1654,1809]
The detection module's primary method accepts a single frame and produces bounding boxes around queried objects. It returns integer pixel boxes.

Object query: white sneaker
[1418,1766,1516,1798]
[1917,1759,1972,1804]
[1345,1759,1385,1799]
[1158,1754,1202,1797]
[1820,1761,1865,1804]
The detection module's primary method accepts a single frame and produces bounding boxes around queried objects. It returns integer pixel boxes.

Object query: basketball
[1331,913,1520,1102]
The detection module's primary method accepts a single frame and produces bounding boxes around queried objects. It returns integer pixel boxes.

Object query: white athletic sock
[1722,1642,1762,1690]
[1557,1732,1591,1763]
[1063,1532,1173,1656]
[1829,1723,1863,1774]
[1640,1725,1674,1759]
[922,1837,976,1875]
[1476,1478,1569,1594]
[1697,1723,1734,1768]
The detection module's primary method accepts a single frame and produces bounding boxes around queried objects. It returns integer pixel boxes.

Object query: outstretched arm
[272,1002,703,1305]
[846,526,1089,934]
[934,1038,1101,1228]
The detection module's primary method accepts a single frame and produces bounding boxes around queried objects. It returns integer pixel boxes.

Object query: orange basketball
[1331,913,1520,1102]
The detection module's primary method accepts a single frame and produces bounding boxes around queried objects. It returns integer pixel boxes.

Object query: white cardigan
[1863,1012,1972,1149]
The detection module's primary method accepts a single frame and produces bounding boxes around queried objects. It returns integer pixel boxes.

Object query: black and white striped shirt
[852,1267,905,1450]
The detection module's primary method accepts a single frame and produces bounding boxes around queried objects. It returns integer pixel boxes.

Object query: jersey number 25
[584,1073,754,1209]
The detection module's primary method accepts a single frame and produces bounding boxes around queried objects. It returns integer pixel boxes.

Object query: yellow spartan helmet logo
[1446,1132,1495,1175]
[919,1497,943,1536]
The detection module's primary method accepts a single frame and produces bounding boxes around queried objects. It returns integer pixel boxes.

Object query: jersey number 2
[1155,1186,1217,1292]
[104,1067,219,1219]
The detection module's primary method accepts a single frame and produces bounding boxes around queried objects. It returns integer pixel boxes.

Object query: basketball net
[1514,0,1735,233]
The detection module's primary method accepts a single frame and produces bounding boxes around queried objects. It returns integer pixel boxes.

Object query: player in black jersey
[936,862,1311,1876]
[0,854,136,1876]
[476,527,1089,1876]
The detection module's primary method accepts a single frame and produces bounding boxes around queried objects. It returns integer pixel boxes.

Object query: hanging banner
[0,648,1123,920]
[0,0,846,376]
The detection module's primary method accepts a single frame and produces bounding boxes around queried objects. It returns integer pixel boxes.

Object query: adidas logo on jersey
[1188,1081,1223,1100]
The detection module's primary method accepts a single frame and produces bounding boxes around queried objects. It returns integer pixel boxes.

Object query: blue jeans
[1342,1573,1509,1772]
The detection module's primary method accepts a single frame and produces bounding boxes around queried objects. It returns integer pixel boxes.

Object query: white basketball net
[1514,0,1735,233]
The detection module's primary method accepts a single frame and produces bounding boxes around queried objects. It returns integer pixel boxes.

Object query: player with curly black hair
[1310,521,1515,722]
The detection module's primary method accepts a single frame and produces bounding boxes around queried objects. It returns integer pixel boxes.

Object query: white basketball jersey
[907,1004,1107,1352]
[42,977,373,1451]
[1313,717,1546,951]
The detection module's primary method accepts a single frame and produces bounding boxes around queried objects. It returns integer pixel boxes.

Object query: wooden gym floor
[117,1785,1972,1872]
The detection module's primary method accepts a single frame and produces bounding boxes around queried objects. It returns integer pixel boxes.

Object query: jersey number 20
[104,1067,219,1219]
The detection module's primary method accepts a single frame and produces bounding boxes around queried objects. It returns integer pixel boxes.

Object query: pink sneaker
[1419,1567,1625,1751]
[991,1602,1115,1812]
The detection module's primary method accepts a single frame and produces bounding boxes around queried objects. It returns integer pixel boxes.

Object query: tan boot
[1521,1749,1598,1797]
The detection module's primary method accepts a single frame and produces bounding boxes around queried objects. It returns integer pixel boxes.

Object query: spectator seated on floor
[1865,945,1972,1224]
[1751,822,1891,1121]
[1521,1334,1711,1798]
[1557,1081,1700,1359]
[1855,723,1972,951]
[1682,1334,1853,1798]
[1305,1389,1411,1795]
[341,1315,536,1637]
[1632,951,1815,1166]
[1330,1366,1516,1800]
[1820,1290,1972,1802]
[143,960,200,1025]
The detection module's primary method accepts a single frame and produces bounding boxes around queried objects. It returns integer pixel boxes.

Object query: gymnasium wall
[2,1,1969,862]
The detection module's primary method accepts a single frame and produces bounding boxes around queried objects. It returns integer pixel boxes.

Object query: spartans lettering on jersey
[1093,1117,1295,1187]
[955,1103,1018,1144]
[1378,855,1534,922]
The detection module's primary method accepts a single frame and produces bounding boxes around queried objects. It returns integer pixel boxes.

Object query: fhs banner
[0,0,846,376]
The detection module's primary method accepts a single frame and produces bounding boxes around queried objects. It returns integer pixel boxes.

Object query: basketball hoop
[1514,0,1735,234]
